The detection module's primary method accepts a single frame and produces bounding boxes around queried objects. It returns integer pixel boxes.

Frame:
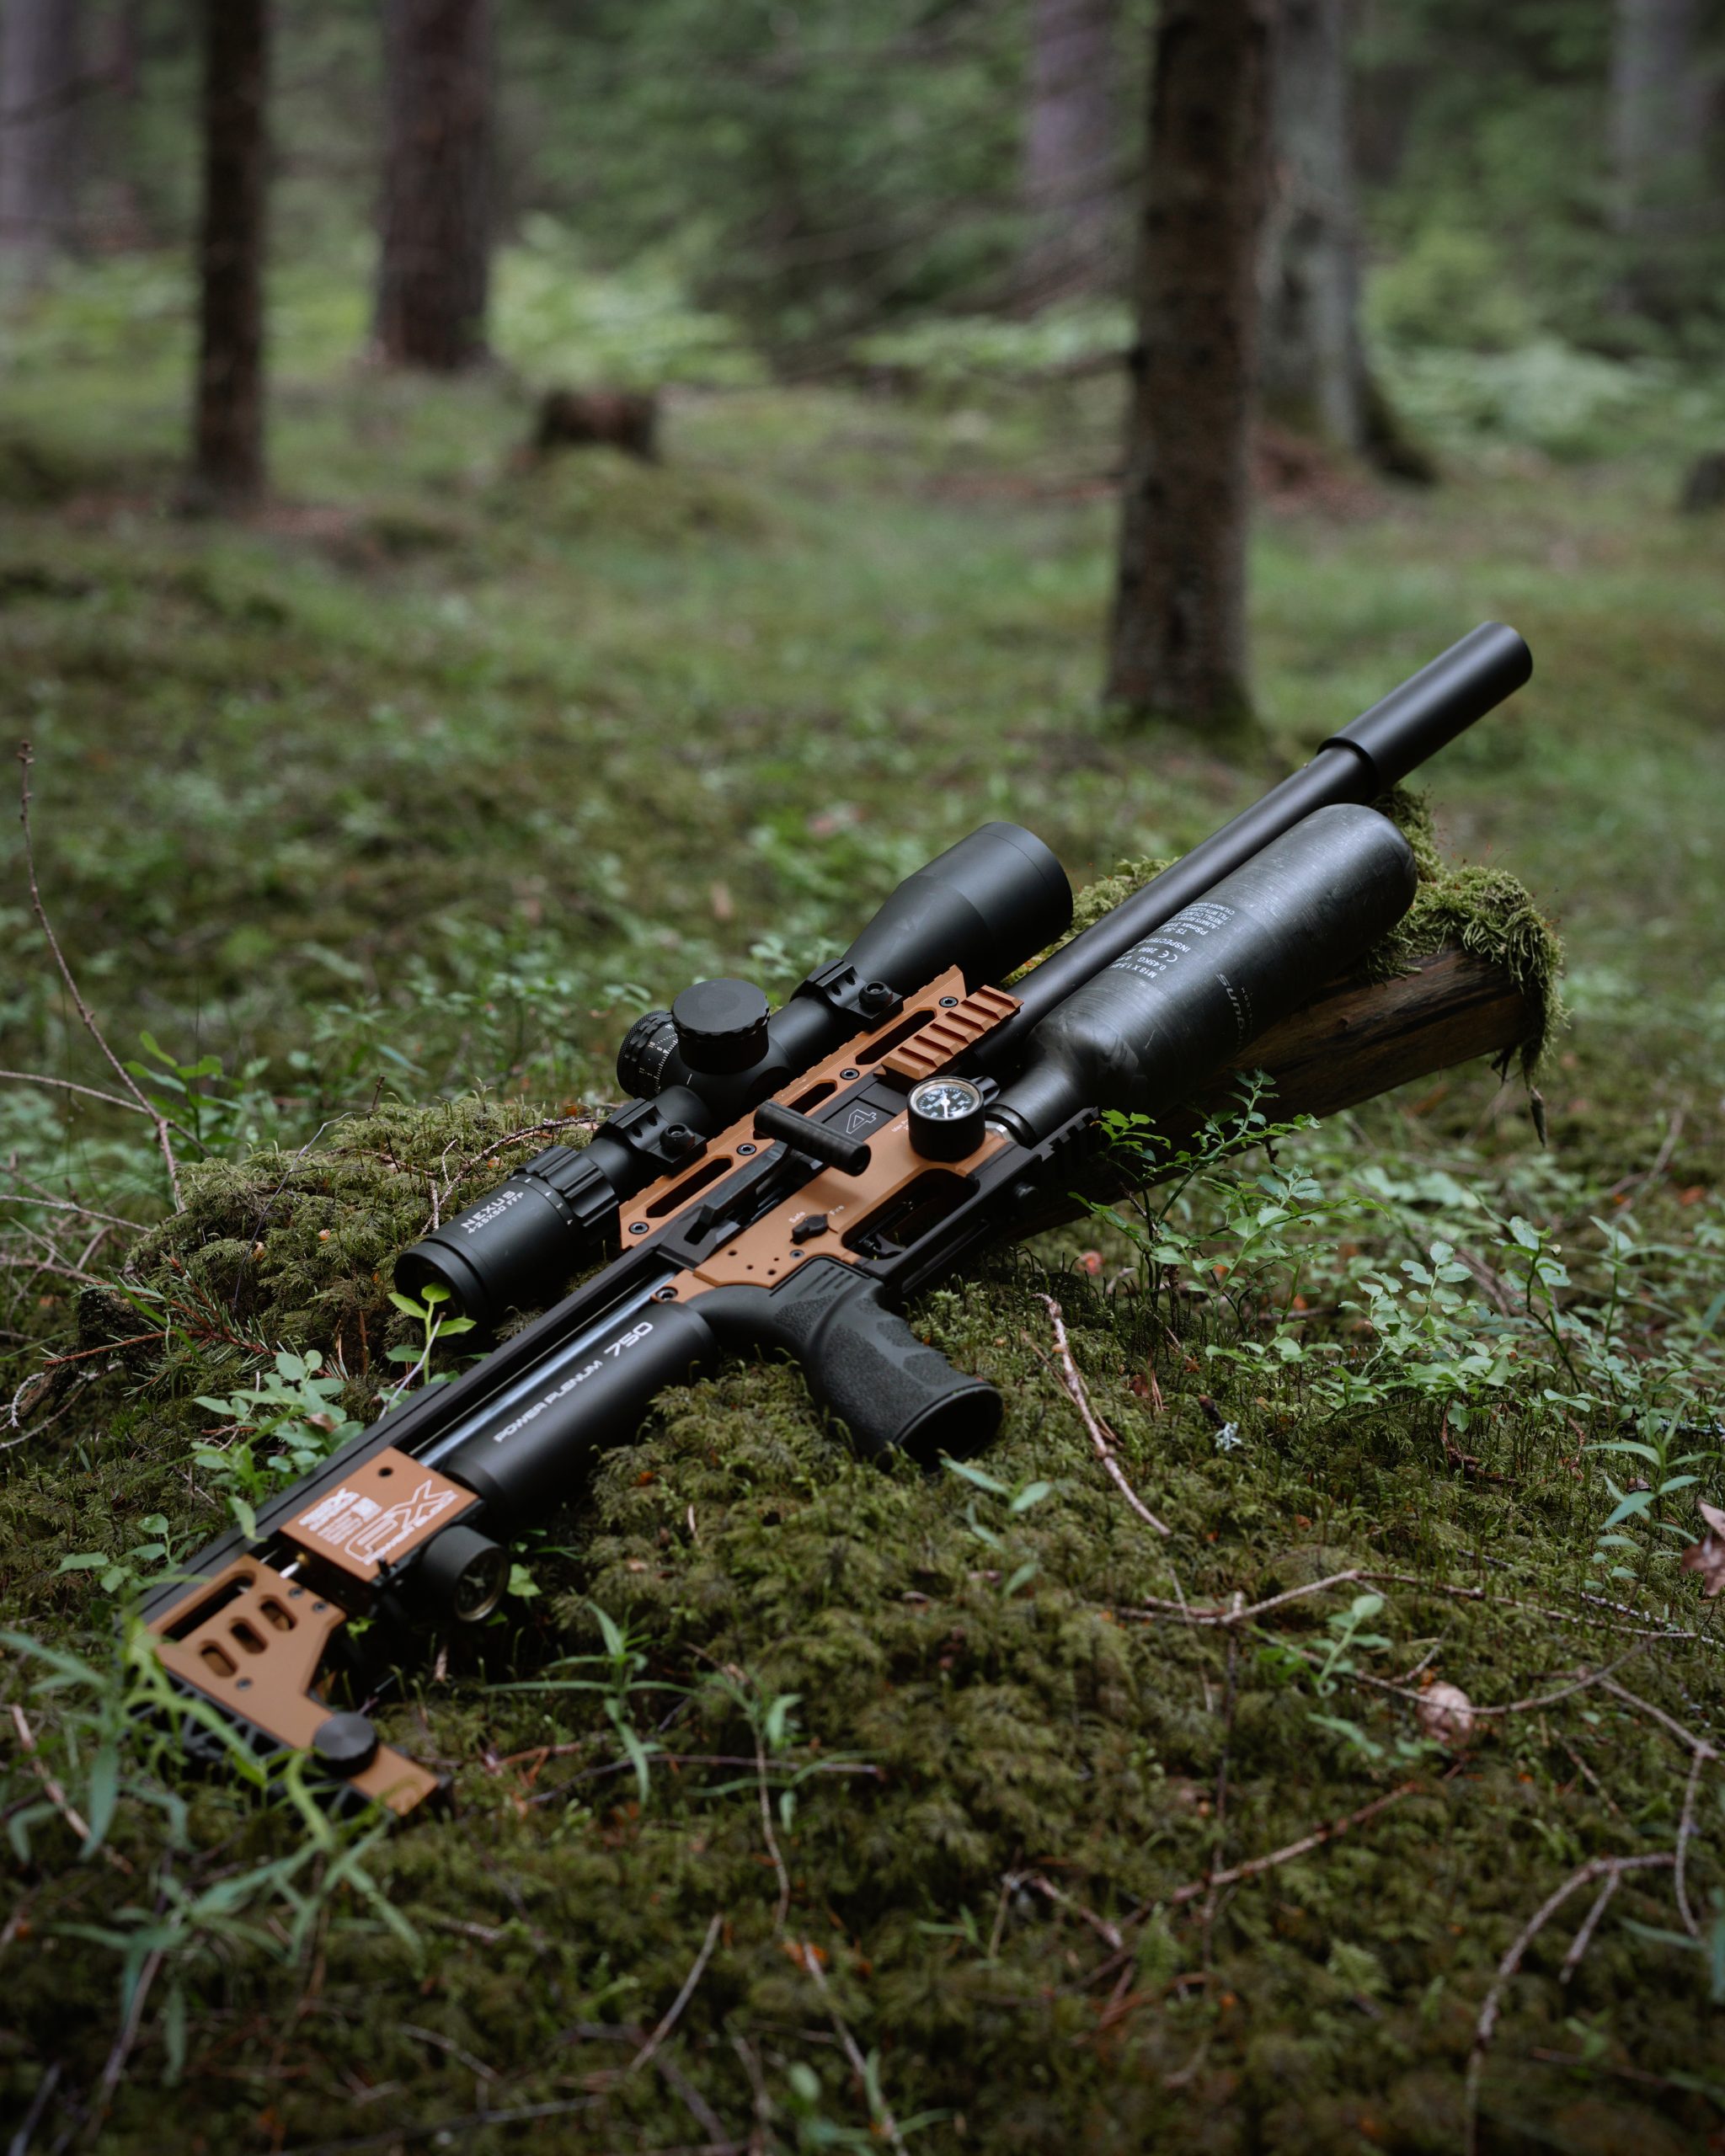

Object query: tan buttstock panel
[149,1557,441,1816]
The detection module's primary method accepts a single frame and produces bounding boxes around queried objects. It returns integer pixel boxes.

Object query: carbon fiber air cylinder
[992,803,1418,1143]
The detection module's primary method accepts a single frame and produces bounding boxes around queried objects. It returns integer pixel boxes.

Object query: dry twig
[1035,1296,1168,1535]
[1163,1779,1421,1908]
[1464,1851,1675,2156]
[631,1913,724,2075]
[1594,1675,1718,1937]
[797,1940,909,2156]
[756,1737,792,1931]
[15,744,184,1209]
[1009,1871,1123,1951]
[7,1704,131,1873]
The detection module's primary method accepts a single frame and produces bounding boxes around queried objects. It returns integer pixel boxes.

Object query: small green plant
[1623,1890,1725,2007]
[1322,1240,1514,1429]
[942,1454,1055,1597]
[56,1514,184,1599]
[125,1032,283,1159]
[1584,1413,1715,1588]
[4,1616,415,2087]
[193,1348,364,1537]
[383,1280,477,1398]
[499,1601,672,1801]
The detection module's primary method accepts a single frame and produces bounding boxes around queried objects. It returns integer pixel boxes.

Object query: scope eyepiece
[395,1145,618,1329]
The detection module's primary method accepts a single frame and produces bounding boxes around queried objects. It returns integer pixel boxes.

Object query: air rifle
[141,624,1534,1814]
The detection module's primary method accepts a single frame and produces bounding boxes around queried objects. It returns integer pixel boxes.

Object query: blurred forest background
[4,5,1725,2153]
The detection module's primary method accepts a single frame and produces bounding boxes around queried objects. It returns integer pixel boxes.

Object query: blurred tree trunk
[0,0,82,280]
[1260,0,1362,448]
[1021,0,1119,303]
[1106,0,1274,744]
[376,0,493,370]
[1610,0,1710,316]
[190,0,268,510]
[1259,0,1432,478]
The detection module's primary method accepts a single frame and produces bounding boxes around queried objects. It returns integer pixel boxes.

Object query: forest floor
[3,290,1725,2154]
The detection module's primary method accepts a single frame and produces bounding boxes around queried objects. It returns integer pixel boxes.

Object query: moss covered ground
[3,272,1724,2153]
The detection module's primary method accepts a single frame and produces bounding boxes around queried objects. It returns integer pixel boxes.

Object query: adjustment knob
[906,1076,988,1161]
[616,1009,678,1099]
[671,978,771,1075]
[312,1711,380,1779]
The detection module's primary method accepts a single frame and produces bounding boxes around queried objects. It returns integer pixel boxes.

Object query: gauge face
[910,1078,983,1121]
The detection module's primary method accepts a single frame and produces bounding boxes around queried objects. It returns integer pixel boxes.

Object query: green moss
[3,315,1719,2153]
[10,853,1712,2155]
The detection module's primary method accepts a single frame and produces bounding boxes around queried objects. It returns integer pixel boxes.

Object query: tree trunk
[375,0,493,371]
[1021,0,1120,304]
[1259,0,1363,450]
[0,0,82,280]
[190,0,268,511]
[1106,0,1275,744]
[1610,0,1710,316]
[1258,0,1432,480]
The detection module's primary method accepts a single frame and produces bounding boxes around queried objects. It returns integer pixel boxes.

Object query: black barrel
[992,803,1418,1142]
[975,623,1529,1068]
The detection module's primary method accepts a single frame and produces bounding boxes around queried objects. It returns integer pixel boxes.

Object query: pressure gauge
[906,1075,988,1161]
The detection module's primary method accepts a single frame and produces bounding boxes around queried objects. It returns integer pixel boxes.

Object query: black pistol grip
[700,1259,1001,1465]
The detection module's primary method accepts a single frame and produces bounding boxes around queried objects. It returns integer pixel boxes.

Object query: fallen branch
[1464,1852,1675,2156]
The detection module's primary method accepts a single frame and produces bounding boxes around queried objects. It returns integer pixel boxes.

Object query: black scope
[395,820,1072,1326]
[616,818,1071,1112]
[993,804,1418,1143]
